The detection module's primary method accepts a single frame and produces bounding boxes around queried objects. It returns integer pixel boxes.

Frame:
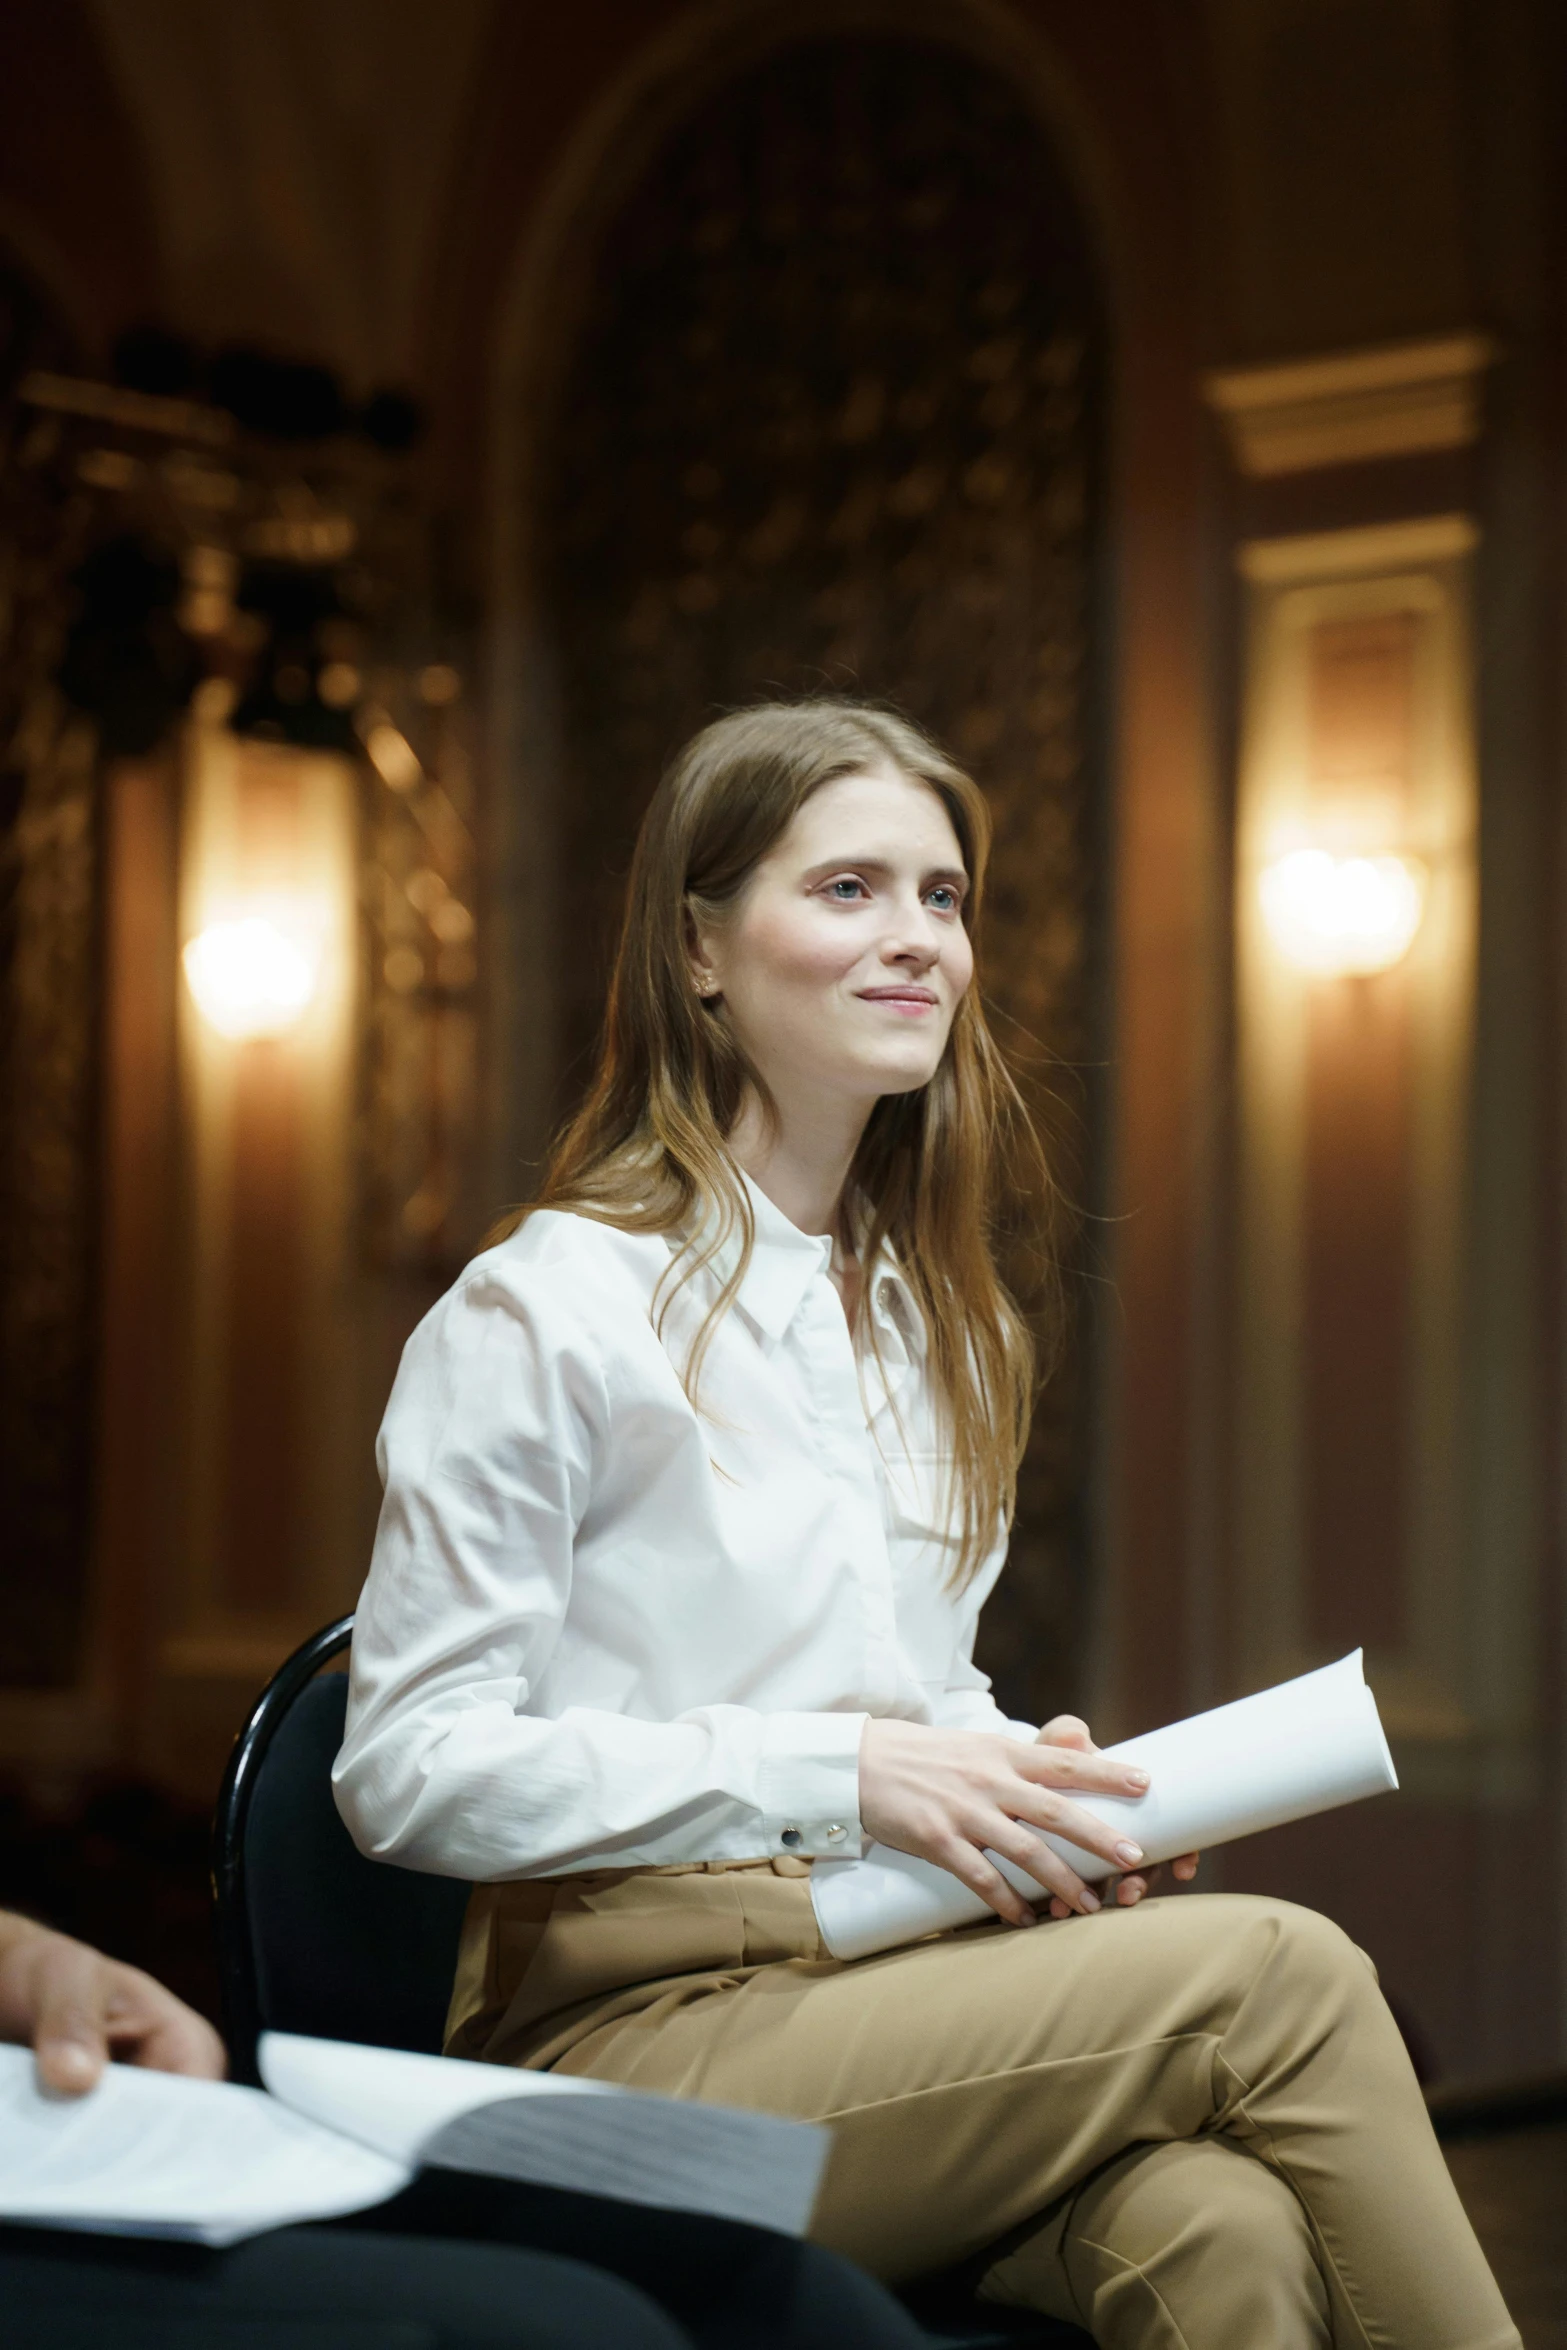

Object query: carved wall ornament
[0,283,476,1690]
[1206,335,1497,479]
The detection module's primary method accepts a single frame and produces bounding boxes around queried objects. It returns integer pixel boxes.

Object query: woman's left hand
[1036,1716,1199,1919]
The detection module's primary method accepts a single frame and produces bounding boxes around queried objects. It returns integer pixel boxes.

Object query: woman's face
[694,764,975,1115]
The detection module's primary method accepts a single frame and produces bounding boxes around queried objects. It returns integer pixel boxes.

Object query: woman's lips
[857,987,939,1014]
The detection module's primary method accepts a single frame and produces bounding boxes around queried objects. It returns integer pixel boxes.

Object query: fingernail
[1079,1888,1101,1912]
[1126,1770,1150,1790]
[1115,1840,1144,1865]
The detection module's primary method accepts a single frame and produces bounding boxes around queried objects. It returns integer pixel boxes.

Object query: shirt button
[780,1826,803,1849]
[825,1824,848,1844]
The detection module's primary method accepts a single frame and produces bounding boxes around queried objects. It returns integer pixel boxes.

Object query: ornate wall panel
[0,714,100,1686]
[0,285,476,1765]
[0,259,98,1688]
[546,36,1104,1720]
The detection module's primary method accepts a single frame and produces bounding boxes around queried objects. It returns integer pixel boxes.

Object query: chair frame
[211,1611,355,2084]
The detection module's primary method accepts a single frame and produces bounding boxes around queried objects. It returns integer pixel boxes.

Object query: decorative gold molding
[1206,335,1497,478]
[1239,513,1480,585]
[19,368,236,447]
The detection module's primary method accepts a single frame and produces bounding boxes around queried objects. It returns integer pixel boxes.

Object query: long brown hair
[499,699,1057,1584]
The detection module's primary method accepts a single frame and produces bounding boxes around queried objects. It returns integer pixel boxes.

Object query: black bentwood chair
[212,1617,1085,2347]
[212,1612,471,2087]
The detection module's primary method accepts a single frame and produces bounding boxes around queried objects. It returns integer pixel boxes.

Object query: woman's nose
[882,919,941,970]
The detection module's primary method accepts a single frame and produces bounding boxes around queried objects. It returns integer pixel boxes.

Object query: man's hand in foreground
[0,1909,225,2094]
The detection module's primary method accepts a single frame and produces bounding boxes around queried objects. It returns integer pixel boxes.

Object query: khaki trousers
[447,1863,1518,2350]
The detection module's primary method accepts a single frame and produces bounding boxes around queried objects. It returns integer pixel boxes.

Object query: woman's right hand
[857,1717,1153,1928]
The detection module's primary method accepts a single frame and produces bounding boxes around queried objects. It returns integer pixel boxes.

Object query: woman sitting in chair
[335,700,1516,2350]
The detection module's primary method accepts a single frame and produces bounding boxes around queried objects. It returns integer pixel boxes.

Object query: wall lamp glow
[1258,849,1427,977]
[183,915,320,1038]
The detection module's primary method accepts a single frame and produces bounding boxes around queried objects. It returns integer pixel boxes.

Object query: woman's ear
[684,903,722,1002]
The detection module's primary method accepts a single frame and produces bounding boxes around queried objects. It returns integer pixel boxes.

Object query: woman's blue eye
[827,877,867,900]
[926,886,961,913]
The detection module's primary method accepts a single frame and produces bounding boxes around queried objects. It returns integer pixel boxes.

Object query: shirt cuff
[756,1711,868,1858]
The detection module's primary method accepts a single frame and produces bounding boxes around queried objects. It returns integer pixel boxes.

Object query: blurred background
[0,0,1561,2106]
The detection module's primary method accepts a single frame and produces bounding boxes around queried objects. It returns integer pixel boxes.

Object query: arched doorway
[542,33,1105,1720]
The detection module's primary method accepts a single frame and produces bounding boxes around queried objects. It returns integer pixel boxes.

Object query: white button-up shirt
[333,1176,1028,1880]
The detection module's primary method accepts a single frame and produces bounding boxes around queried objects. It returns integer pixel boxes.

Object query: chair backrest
[212,1615,472,2085]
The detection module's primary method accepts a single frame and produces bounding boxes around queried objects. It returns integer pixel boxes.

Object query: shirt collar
[676,1170,924,1354]
[725,1173,834,1343]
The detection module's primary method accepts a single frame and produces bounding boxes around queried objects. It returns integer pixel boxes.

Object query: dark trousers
[0,2177,953,2350]
[0,2220,684,2350]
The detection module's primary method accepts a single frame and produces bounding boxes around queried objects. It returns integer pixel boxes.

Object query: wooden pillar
[96,754,182,1763]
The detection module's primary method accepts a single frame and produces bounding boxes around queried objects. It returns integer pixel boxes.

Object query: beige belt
[445,1854,827,2070]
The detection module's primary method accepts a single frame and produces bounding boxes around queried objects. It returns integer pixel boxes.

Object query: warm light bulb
[1258,850,1426,977]
[183,915,319,1037]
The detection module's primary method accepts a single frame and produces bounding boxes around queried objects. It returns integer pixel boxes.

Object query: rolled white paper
[811,1649,1397,1963]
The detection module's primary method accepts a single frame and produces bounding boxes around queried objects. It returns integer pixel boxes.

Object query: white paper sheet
[811,1649,1398,1962]
[259,2030,619,2166]
[0,2043,406,2245]
[261,2032,829,2239]
[0,2030,826,2248]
